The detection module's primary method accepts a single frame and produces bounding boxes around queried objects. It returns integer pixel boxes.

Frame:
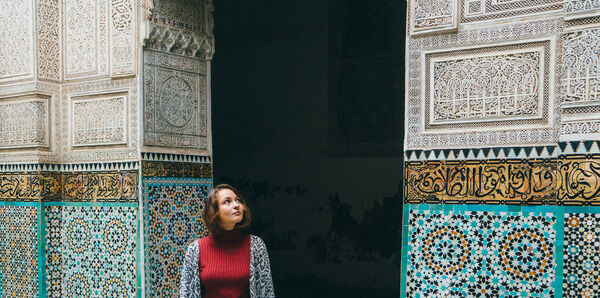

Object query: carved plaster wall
[0,0,35,83]
[143,49,209,153]
[0,96,50,149]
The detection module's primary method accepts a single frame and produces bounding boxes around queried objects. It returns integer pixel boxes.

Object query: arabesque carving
[145,24,214,60]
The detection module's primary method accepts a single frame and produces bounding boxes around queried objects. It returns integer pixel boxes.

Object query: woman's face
[217,188,244,231]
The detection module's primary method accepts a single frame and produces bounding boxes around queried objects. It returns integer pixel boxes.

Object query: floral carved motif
[110,0,135,76]
[72,95,127,147]
[0,98,49,149]
[431,49,542,124]
[0,0,33,81]
[65,0,98,76]
[37,0,61,81]
[410,0,457,35]
[562,27,600,104]
[145,24,214,60]
[564,0,600,19]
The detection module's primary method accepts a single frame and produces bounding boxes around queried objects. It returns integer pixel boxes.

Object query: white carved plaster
[564,0,600,20]
[406,19,563,149]
[38,0,62,82]
[0,96,50,149]
[426,43,547,127]
[562,26,600,105]
[461,0,563,24]
[0,0,35,83]
[143,49,209,153]
[110,0,136,77]
[409,0,458,36]
[71,94,127,147]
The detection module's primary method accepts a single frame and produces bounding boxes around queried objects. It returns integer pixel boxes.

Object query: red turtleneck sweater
[198,230,251,298]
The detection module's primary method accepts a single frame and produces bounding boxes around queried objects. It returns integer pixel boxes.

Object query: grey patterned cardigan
[180,235,275,297]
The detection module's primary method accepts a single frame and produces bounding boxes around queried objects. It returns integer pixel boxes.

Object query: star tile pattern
[406,209,556,297]
[45,205,137,297]
[143,177,211,297]
[564,213,600,297]
[0,205,39,297]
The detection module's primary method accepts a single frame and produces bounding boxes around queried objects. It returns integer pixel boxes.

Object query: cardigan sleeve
[180,240,202,298]
[249,235,275,297]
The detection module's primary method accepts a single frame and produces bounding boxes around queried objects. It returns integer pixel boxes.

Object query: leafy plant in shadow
[307,182,402,265]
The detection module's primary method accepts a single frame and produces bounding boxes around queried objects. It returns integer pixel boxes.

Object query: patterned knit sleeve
[180,240,202,298]
[250,235,275,297]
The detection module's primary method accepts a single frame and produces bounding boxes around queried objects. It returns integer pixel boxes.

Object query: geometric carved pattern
[462,0,562,23]
[405,155,600,205]
[145,24,215,60]
[143,49,208,151]
[410,0,458,36]
[564,213,600,297]
[143,177,211,297]
[407,209,556,297]
[0,97,49,149]
[0,0,33,81]
[0,205,39,297]
[562,27,600,104]
[72,95,127,146]
[564,0,600,20]
[425,40,550,129]
[45,205,137,298]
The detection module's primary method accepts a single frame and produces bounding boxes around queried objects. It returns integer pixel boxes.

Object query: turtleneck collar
[212,229,244,243]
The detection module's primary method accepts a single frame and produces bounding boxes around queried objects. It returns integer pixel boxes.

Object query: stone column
[0,0,214,297]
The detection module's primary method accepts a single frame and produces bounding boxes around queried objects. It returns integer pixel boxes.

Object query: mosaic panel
[406,209,556,296]
[405,155,600,205]
[563,213,600,297]
[0,205,39,297]
[143,177,211,297]
[409,0,458,35]
[461,0,562,23]
[142,160,212,178]
[45,205,137,297]
[0,170,138,202]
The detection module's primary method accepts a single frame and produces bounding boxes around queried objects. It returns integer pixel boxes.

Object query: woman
[180,184,275,297]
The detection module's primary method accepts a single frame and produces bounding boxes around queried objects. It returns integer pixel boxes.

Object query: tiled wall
[403,1,600,296]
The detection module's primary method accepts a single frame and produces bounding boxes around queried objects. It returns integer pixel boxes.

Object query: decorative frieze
[0,96,50,149]
[564,0,600,20]
[71,94,127,147]
[142,161,212,178]
[405,155,600,205]
[0,170,138,202]
[145,24,215,60]
[461,0,562,23]
[409,0,458,36]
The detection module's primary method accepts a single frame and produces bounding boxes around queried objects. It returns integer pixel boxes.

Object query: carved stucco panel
[65,0,108,78]
[406,19,563,149]
[143,50,208,151]
[71,94,127,147]
[562,26,600,105]
[0,0,34,82]
[564,0,600,20]
[425,41,550,130]
[0,97,49,149]
[462,0,562,23]
[110,0,136,76]
[410,0,458,36]
[38,0,61,81]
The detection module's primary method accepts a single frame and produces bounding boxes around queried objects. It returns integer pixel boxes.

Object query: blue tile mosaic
[143,177,211,297]
[0,204,39,297]
[405,208,557,297]
[44,204,138,297]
